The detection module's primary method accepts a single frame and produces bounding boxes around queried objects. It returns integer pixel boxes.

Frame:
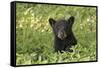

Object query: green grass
[16,3,97,65]
[16,28,96,65]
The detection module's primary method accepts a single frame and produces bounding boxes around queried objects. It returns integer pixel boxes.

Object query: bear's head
[49,16,75,40]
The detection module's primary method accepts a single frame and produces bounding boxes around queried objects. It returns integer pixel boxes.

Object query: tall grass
[16,3,97,65]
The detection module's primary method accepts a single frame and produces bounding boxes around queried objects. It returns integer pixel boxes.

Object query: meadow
[16,3,97,65]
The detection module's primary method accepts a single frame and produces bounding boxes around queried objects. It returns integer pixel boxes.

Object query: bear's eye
[55,25,59,29]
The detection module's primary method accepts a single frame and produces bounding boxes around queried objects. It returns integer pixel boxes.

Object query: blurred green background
[16,3,97,65]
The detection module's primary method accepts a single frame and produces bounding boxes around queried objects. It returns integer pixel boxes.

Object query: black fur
[49,16,77,53]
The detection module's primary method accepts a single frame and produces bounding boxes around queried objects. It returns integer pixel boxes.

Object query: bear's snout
[58,31,67,40]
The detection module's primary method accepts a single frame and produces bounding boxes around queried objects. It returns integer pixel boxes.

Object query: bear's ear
[49,18,56,27]
[68,16,75,26]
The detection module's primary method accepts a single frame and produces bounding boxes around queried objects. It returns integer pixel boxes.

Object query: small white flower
[80,24,83,30]
[19,24,23,28]
[80,26,83,30]
[87,18,90,22]
[41,30,44,32]
[30,24,33,28]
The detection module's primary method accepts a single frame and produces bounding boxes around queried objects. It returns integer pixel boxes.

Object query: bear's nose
[58,31,67,40]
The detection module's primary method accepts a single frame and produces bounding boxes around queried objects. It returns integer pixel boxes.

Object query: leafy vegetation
[16,3,97,65]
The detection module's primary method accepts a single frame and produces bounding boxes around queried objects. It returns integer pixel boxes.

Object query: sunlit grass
[16,28,96,65]
[16,3,97,65]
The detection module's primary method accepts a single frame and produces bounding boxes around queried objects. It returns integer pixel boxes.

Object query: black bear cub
[49,16,77,53]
